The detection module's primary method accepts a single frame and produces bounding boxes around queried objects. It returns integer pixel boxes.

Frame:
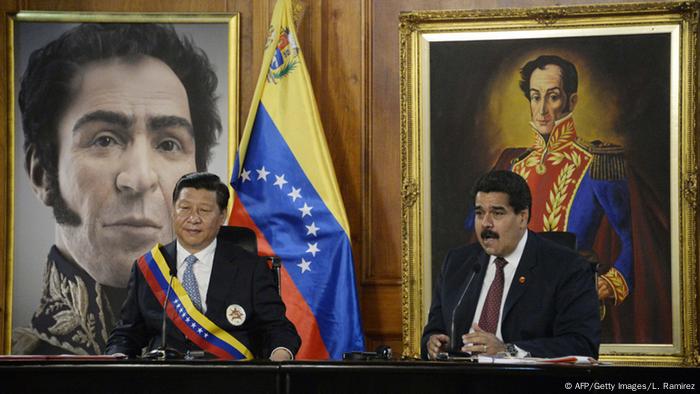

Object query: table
[1,359,697,393]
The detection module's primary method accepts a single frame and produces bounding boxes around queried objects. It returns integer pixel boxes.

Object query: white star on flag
[306,242,320,257]
[274,174,288,189]
[288,187,302,202]
[197,328,203,334]
[204,333,209,338]
[240,168,252,182]
[256,166,270,181]
[305,222,320,236]
[299,203,313,217]
[185,317,191,322]
[297,258,312,273]
[191,322,197,328]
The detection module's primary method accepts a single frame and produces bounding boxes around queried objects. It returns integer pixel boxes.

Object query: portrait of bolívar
[11,20,233,355]
[429,34,672,345]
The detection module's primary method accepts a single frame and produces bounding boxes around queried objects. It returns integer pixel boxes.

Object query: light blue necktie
[182,254,202,311]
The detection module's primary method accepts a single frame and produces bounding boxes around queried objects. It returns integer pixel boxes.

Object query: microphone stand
[143,270,183,360]
[268,256,282,295]
[450,263,482,352]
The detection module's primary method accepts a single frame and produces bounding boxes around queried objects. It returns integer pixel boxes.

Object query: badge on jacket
[226,304,246,326]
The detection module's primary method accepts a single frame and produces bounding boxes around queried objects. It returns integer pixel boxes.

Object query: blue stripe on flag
[232,104,363,359]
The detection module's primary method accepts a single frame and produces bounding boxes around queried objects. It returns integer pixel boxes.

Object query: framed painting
[2,11,239,355]
[400,2,698,365]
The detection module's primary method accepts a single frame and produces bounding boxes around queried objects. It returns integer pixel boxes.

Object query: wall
[0,0,686,355]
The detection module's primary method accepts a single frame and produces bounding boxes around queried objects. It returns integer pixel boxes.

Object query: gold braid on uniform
[578,140,626,181]
[600,267,629,305]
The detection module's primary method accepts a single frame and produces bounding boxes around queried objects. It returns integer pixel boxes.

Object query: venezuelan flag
[229,0,364,359]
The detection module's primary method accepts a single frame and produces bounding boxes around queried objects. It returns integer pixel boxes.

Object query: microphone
[342,345,393,361]
[143,269,183,360]
[449,263,482,352]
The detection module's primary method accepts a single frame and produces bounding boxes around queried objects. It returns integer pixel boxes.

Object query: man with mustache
[13,23,221,355]
[422,170,600,359]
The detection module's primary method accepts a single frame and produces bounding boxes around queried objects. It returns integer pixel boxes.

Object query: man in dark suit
[422,170,600,359]
[106,172,300,360]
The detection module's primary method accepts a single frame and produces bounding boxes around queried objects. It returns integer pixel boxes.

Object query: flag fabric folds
[229,0,364,359]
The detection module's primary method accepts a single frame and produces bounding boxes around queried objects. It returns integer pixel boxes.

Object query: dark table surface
[1,358,697,393]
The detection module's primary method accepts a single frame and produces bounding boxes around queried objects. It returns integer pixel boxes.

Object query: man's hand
[270,348,293,361]
[597,277,614,300]
[461,324,506,355]
[426,334,450,360]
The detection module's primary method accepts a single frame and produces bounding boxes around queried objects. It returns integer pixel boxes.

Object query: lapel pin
[519,276,526,284]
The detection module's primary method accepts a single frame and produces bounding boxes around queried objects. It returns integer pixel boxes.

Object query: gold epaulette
[577,139,626,181]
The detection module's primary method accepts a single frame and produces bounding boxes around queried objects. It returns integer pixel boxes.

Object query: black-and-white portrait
[11,18,235,355]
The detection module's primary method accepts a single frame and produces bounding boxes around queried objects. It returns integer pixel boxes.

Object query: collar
[489,230,528,267]
[528,113,577,152]
[17,246,126,355]
[177,238,218,266]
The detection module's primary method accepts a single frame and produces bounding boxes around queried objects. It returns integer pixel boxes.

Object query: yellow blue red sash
[137,244,253,360]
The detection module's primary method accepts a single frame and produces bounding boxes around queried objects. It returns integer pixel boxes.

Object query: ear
[217,209,227,226]
[519,209,529,228]
[25,144,53,206]
[568,92,578,113]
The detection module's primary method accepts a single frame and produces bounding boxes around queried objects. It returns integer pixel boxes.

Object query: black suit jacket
[421,231,600,358]
[106,232,300,359]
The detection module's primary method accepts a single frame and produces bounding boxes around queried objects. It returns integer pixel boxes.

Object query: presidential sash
[137,244,254,360]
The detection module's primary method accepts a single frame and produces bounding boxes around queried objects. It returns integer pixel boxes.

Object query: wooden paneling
[0,0,689,357]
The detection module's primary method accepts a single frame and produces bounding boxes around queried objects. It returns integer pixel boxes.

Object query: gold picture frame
[400,2,698,365]
[2,11,239,354]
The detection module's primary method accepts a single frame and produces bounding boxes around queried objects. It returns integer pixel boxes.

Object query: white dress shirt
[469,231,528,340]
[177,239,217,314]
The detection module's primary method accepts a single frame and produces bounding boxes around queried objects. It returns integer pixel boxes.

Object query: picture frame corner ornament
[400,18,418,35]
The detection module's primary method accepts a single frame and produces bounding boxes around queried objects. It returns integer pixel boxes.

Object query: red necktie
[478,257,508,334]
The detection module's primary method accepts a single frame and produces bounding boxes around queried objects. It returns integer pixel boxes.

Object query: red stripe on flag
[230,195,330,359]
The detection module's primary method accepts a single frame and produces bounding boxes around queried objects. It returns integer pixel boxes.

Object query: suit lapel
[205,243,239,319]
[502,232,537,320]
[453,251,489,348]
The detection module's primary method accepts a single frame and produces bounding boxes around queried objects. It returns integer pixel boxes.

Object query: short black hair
[173,172,229,212]
[471,170,531,220]
[519,55,578,100]
[19,23,221,220]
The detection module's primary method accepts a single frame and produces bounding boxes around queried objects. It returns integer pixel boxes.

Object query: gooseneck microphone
[449,263,482,352]
[144,269,182,360]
